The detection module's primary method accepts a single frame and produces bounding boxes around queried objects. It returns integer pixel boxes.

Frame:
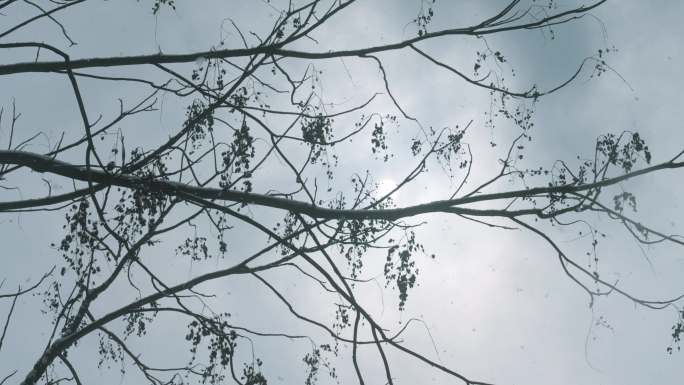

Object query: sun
[376,178,398,198]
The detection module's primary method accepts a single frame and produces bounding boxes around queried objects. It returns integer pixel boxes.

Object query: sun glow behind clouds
[376,178,398,199]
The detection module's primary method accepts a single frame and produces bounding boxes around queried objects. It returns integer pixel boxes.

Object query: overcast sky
[2,1,684,384]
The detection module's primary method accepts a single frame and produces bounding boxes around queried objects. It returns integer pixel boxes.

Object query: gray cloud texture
[1,1,684,384]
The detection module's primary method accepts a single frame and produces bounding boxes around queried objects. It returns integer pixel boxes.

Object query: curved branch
[0,1,607,76]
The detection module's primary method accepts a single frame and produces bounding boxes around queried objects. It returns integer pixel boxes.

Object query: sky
[1,1,684,384]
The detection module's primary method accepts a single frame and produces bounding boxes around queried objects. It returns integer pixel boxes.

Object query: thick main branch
[1,150,681,220]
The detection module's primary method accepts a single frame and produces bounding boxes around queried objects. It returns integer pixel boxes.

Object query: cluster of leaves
[332,304,351,333]
[177,236,210,261]
[41,149,174,361]
[340,220,367,279]
[272,7,316,41]
[191,58,230,90]
[112,151,170,241]
[220,120,256,192]
[213,213,231,255]
[523,132,651,203]
[597,132,651,173]
[370,114,398,162]
[301,114,333,164]
[96,333,125,371]
[273,212,301,257]
[668,309,684,354]
[413,0,437,36]
[241,360,267,385]
[371,121,388,154]
[590,46,618,79]
[123,306,159,339]
[184,99,215,151]
[613,191,637,213]
[484,95,535,148]
[516,131,655,285]
[411,137,423,156]
[580,229,603,282]
[55,199,101,279]
[302,344,337,385]
[185,314,248,384]
[228,87,250,110]
[473,49,507,76]
[385,231,424,311]
[41,281,66,318]
[433,125,469,175]
[545,166,576,207]
[176,216,230,261]
[338,218,393,281]
[112,186,166,242]
[498,100,535,133]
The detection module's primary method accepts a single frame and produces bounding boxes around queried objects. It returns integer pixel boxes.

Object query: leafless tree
[1,1,683,384]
